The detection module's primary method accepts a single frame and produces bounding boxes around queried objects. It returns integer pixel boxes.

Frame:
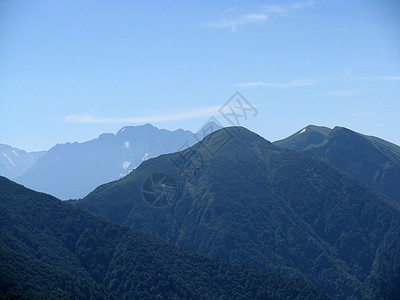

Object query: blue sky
[1,0,399,151]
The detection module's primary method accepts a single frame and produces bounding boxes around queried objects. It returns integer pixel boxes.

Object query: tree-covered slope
[274,126,400,203]
[79,127,400,299]
[0,176,328,299]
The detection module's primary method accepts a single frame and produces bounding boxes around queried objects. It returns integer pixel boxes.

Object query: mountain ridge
[15,122,221,199]
[0,144,45,179]
[78,126,400,299]
[274,125,400,203]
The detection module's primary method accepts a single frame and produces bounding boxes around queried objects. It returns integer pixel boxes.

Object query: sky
[0,0,399,152]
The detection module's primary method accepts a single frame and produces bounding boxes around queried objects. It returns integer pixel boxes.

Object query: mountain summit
[0,144,45,179]
[15,123,220,199]
[274,125,400,202]
[78,126,400,299]
[273,125,331,151]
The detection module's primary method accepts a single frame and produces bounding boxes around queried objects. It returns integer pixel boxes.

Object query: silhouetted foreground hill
[274,125,400,203]
[79,127,400,299]
[0,176,328,299]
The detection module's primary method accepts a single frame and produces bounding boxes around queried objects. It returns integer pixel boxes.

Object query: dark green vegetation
[79,127,400,299]
[274,125,400,203]
[0,176,328,299]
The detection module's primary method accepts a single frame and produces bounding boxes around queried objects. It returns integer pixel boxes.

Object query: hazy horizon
[1,0,399,152]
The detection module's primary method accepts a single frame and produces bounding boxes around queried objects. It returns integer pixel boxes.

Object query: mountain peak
[274,125,331,151]
[78,125,400,299]
[202,120,222,131]
[212,126,265,139]
[15,124,196,199]
[305,124,331,133]
[0,144,46,179]
[196,126,271,158]
[278,125,400,203]
[116,123,157,136]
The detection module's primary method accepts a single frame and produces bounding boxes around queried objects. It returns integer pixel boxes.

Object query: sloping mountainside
[0,176,328,299]
[0,144,45,179]
[273,125,331,151]
[15,122,220,200]
[78,127,400,299]
[274,125,400,203]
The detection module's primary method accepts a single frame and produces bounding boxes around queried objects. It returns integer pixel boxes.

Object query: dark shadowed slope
[274,125,400,203]
[0,176,327,299]
[79,126,400,299]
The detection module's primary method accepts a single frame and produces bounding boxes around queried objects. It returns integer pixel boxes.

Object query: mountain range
[14,122,220,200]
[0,176,328,299]
[274,125,400,203]
[3,123,398,205]
[0,144,45,179]
[77,126,400,299]
[1,125,400,298]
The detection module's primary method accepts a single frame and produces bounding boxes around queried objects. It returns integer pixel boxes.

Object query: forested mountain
[78,127,400,299]
[0,176,327,299]
[0,144,45,179]
[15,122,220,200]
[274,125,400,202]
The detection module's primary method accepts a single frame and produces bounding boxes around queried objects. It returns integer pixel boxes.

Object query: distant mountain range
[77,127,400,299]
[274,125,400,203]
[0,176,328,299]
[0,144,45,179]
[2,123,398,204]
[13,122,221,200]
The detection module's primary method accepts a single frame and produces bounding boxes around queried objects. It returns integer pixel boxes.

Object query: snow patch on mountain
[142,153,149,161]
[12,150,20,157]
[122,161,131,170]
[299,128,306,134]
[124,141,130,149]
[3,153,16,166]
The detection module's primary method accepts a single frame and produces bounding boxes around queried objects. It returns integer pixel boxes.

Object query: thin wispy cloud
[65,105,221,124]
[343,70,353,76]
[225,6,237,13]
[204,1,314,32]
[262,1,314,16]
[235,79,316,88]
[326,90,361,97]
[362,76,400,81]
[204,13,267,32]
